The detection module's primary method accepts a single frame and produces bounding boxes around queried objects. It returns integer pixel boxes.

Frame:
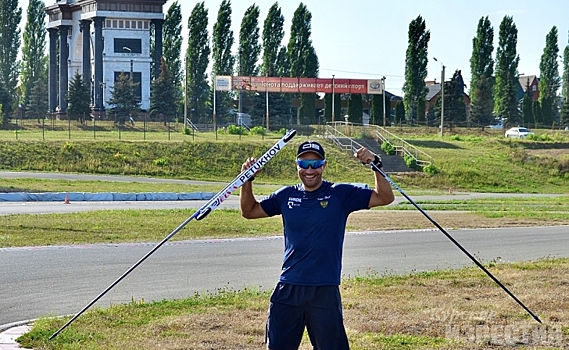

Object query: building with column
[45,0,167,118]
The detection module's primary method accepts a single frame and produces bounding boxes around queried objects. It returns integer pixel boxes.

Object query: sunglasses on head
[296,159,326,169]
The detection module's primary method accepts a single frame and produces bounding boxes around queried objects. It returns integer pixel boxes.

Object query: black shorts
[266,282,349,350]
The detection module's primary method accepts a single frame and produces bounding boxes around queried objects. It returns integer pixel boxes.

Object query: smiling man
[240,140,394,350]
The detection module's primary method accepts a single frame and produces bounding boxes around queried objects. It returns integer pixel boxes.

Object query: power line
[320,68,403,78]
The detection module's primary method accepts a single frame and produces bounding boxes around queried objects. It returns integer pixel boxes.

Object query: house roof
[518,75,538,91]
[426,82,441,101]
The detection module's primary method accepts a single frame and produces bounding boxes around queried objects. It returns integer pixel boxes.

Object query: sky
[19,0,569,96]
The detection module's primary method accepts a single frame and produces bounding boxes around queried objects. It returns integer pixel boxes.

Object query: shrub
[63,142,74,151]
[154,158,169,167]
[227,125,248,135]
[250,126,266,136]
[381,141,395,155]
[182,127,192,135]
[279,128,288,135]
[404,153,417,168]
[423,163,438,175]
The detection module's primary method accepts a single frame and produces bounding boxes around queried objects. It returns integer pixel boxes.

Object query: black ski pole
[49,129,297,340]
[370,162,542,324]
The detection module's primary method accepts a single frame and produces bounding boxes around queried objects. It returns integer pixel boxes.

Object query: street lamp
[381,76,387,127]
[265,73,269,131]
[331,74,335,123]
[433,57,446,136]
[123,46,133,80]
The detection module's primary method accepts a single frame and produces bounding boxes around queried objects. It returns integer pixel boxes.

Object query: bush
[279,128,288,135]
[404,153,417,168]
[154,158,169,167]
[381,141,395,155]
[423,163,438,175]
[227,125,248,135]
[182,127,192,135]
[250,126,266,136]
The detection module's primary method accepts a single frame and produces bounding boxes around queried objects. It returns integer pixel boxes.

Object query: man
[240,140,394,350]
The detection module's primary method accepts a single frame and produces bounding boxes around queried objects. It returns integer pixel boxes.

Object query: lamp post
[238,48,243,115]
[184,55,188,130]
[433,57,446,136]
[331,74,335,123]
[265,73,269,132]
[122,46,133,80]
[381,76,387,127]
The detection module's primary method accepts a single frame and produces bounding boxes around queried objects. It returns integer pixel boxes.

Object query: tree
[20,0,46,112]
[0,0,22,125]
[561,42,569,128]
[26,56,48,123]
[287,3,318,124]
[521,78,533,125]
[150,58,179,124]
[347,93,363,124]
[212,0,235,126]
[494,16,520,125]
[163,1,183,88]
[469,16,494,126]
[532,100,542,126]
[186,2,210,123]
[260,2,285,128]
[108,72,141,125]
[67,71,91,123]
[262,2,284,77]
[436,70,467,127]
[394,101,405,125]
[238,4,261,76]
[538,26,560,126]
[403,15,430,123]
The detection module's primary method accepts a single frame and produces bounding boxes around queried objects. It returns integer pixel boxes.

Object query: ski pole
[370,162,542,324]
[49,129,297,340]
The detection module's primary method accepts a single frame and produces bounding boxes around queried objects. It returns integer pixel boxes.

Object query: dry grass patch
[20,259,569,349]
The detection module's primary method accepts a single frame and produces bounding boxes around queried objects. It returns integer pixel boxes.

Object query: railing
[324,122,433,167]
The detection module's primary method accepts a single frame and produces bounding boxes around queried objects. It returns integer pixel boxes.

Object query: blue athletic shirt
[260,180,372,286]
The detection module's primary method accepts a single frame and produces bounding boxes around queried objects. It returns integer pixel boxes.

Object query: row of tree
[404,14,569,128]
[2,0,569,129]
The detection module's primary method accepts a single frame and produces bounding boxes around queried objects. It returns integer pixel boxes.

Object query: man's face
[296,152,326,191]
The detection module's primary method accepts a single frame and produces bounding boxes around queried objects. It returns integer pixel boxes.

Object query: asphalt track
[1,171,567,327]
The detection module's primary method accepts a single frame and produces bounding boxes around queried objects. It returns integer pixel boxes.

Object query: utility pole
[434,57,446,136]
[123,46,133,80]
[265,73,269,131]
[382,76,387,127]
[184,55,188,129]
[331,75,335,123]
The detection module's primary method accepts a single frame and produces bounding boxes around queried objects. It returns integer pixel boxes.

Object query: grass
[2,196,569,248]
[18,257,569,349]
[1,125,569,193]
[4,125,569,348]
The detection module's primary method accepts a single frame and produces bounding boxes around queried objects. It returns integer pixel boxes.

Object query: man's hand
[354,147,375,165]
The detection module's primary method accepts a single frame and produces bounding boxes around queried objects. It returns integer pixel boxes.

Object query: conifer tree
[150,58,178,124]
[67,71,91,123]
[403,16,430,123]
[469,16,494,126]
[494,16,520,124]
[108,72,140,125]
[538,26,560,126]
[0,0,22,124]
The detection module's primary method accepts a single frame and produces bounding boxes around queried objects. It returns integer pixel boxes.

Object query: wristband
[249,175,256,182]
[371,155,383,171]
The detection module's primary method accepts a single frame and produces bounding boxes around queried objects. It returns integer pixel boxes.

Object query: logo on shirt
[320,200,328,208]
[287,197,302,209]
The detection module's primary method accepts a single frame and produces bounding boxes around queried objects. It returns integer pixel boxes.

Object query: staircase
[329,136,414,173]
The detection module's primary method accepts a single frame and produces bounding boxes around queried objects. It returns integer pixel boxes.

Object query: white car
[505,127,533,138]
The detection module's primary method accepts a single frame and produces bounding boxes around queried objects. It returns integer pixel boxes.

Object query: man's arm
[239,157,269,219]
[354,148,395,208]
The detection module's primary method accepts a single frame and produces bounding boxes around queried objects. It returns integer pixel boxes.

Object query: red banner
[227,76,372,94]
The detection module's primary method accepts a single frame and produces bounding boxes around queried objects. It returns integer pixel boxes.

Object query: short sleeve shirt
[260,181,372,286]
